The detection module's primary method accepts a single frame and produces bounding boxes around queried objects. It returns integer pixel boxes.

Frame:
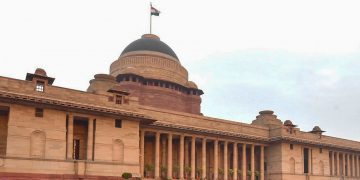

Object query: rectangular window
[108,96,114,102]
[320,148,323,153]
[35,81,45,92]
[115,95,122,104]
[115,119,122,128]
[35,108,44,117]
[290,144,294,150]
[304,148,309,173]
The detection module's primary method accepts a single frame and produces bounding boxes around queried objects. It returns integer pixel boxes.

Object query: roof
[121,34,179,61]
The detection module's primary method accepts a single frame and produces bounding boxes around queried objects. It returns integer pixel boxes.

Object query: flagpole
[150,2,152,34]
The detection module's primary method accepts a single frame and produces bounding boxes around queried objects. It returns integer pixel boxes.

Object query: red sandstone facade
[0,34,360,180]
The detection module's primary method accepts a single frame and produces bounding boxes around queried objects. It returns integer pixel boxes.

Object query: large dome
[121,34,179,62]
[111,34,189,86]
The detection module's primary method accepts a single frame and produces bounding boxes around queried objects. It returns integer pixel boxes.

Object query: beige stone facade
[0,34,360,180]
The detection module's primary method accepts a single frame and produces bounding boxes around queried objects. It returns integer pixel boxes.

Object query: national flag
[151,6,160,16]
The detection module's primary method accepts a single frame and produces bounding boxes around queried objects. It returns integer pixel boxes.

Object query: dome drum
[110,53,189,86]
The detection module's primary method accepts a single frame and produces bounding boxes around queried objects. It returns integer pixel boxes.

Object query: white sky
[1,0,360,140]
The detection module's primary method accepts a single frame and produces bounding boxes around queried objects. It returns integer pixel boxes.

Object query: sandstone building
[0,34,360,180]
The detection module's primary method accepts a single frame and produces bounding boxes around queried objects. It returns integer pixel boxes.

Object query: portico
[140,129,266,180]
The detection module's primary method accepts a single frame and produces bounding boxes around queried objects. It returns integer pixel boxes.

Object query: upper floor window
[115,119,122,128]
[35,81,45,92]
[290,144,294,150]
[115,95,123,104]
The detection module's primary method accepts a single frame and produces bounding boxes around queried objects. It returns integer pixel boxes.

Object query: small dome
[121,34,179,61]
[259,110,274,115]
[284,120,294,126]
[312,126,323,132]
[187,81,198,89]
[35,68,47,76]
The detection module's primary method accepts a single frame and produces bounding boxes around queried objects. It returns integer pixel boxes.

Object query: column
[337,152,340,176]
[355,155,357,177]
[347,154,351,176]
[185,139,189,168]
[179,135,185,180]
[167,133,173,179]
[308,148,312,175]
[331,151,335,176]
[191,136,196,179]
[214,140,219,180]
[242,144,247,180]
[342,153,346,176]
[233,143,238,180]
[224,141,228,180]
[140,130,145,177]
[202,138,207,179]
[87,118,94,160]
[251,144,255,180]
[352,154,355,177]
[155,132,160,179]
[260,145,265,180]
[357,155,360,177]
[162,136,167,166]
[356,155,358,177]
[66,114,73,159]
[358,155,360,177]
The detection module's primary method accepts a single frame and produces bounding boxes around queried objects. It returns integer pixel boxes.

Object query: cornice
[0,90,154,124]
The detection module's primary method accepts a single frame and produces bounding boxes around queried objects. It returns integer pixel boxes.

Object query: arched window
[289,157,295,174]
[113,139,124,162]
[30,130,46,158]
[319,160,324,175]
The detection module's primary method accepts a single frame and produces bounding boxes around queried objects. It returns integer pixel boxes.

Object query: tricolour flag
[151,6,160,16]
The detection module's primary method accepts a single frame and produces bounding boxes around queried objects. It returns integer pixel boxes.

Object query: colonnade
[330,151,360,177]
[140,130,265,180]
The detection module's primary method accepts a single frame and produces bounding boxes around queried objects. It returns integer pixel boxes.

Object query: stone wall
[0,103,141,177]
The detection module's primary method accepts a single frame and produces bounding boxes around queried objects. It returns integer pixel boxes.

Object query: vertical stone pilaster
[224,141,228,180]
[66,114,74,159]
[242,144,247,180]
[251,144,255,180]
[179,135,185,180]
[233,143,238,180]
[155,132,160,179]
[191,136,196,180]
[214,140,219,180]
[260,145,264,180]
[167,133,173,179]
[202,138,207,179]
[87,118,94,161]
[140,130,145,177]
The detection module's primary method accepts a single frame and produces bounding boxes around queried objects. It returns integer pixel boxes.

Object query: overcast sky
[1,0,359,141]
